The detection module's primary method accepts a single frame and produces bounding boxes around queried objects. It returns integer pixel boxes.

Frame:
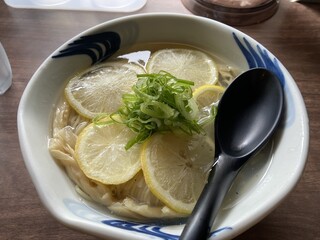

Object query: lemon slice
[75,122,141,185]
[140,132,215,214]
[146,49,218,88]
[65,61,145,119]
[193,84,225,109]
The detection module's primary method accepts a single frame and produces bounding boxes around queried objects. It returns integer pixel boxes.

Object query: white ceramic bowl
[18,13,309,240]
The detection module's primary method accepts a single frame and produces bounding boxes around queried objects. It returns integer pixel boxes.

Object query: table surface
[0,0,319,239]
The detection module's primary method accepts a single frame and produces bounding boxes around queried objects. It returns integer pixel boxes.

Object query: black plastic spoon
[180,68,284,240]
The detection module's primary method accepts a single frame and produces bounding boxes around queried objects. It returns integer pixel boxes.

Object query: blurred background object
[181,0,280,26]
[0,42,12,95]
[4,0,147,12]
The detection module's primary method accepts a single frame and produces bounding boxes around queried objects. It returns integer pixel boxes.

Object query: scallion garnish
[94,71,206,150]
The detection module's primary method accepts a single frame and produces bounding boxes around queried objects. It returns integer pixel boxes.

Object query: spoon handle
[180,154,239,240]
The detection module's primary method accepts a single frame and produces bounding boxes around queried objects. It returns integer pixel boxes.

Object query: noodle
[49,98,186,218]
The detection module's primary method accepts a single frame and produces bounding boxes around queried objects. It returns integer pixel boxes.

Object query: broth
[48,43,239,220]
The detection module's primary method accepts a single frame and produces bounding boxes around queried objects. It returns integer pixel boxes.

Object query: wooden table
[0,0,319,239]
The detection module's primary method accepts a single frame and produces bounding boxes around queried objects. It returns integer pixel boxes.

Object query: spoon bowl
[180,68,284,240]
[216,68,283,159]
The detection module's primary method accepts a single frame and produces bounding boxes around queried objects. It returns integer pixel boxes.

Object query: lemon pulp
[65,61,145,119]
[140,132,215,214]
[75,122,141,185]
[147,48,218,89]
[193,84,225,109]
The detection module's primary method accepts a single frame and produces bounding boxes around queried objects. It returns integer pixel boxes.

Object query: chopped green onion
[95,71,210,150]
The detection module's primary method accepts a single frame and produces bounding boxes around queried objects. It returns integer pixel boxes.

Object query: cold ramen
[48,44,239,219]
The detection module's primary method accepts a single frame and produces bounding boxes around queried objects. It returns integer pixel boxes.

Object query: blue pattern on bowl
[64,198,232,239]
[232,32,285,87]
[52,32,121,65]
[102,219,232,239]
[102,219,179,240]
[233,32,294,127]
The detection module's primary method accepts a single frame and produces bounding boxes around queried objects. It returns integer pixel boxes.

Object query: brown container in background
[181,0,280,26]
